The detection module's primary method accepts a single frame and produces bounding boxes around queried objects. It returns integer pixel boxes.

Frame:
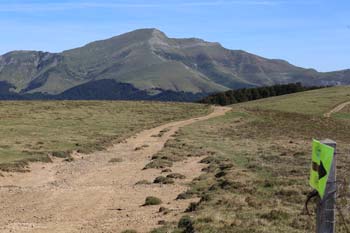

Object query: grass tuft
[154,176,175,184]
[135,180,152,185]
[144,196,162,206]
[144,159,173,169]
[108,158,123,163]
[166,173,186,179]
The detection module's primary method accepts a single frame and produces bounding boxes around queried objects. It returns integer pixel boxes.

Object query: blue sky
[0,0,349,72]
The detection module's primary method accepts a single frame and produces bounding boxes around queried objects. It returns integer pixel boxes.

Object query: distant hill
[0,28,349,100]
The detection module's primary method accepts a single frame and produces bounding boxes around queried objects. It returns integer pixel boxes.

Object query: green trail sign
[309,139,335,198]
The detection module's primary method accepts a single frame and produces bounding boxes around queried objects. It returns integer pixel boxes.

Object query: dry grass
[167,173,186,179]
[0,101,210,172]
[154,176,175,184]
[151,90,350,232]
[135,180,152,185]
[240,86,350,115]
[334,103,350,119]
[108,158,123,163]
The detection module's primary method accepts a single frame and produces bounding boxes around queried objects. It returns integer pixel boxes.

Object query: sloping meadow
[150,91,350,232]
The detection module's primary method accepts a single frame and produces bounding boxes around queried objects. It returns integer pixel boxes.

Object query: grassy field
[334,103,350,119]
[0,101,210,172]
[149,87,350,233]
[240,86,350,115]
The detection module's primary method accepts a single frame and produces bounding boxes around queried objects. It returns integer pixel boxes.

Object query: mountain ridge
[0,28,349,100]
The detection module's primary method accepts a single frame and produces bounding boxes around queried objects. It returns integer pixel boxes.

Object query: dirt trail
[324,101,350,117]
[0,106,231,233]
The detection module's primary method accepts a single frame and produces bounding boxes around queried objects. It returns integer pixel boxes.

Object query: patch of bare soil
[0,106,230,233]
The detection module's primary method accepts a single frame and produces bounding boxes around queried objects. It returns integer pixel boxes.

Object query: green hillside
[150,87,350,232]
[241,86,350,115]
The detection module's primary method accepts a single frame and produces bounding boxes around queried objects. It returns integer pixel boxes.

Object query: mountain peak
[147,29,169,47]
[124,28,167,39]
[0,28,349,100]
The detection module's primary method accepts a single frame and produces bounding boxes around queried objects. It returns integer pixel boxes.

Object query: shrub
[176,191,194,200]
[154,176,175,184]
[144,159,173,169]
[166,173,186,179]
[161,168,172,173]
[200,156,216,164]
[144,196,162,206]
[214,171,227,178]
[178,215,195,233]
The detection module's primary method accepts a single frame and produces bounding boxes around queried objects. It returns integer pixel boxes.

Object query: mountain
[0,28,349,101]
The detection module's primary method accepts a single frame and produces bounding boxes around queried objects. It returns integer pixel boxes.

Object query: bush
[144,159,173,169]
[200,156,216,164]
[166,173,186,179]
[176,191,194,200]
[215,171,227,178]
[154,176,175,184]
[178,215,195,233]
[161,168,172,173]
[144,196,162,206]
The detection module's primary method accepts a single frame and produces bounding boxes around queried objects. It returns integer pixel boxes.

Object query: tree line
[199,83,326,106]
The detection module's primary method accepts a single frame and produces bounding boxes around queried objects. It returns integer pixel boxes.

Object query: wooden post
[316,139,337,233]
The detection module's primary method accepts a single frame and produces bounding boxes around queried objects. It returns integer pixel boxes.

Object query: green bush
[154,176,175,184]
[166,173,186,179]
[178,215,195,233]
[144,196,162,206]
[144,159,173,169]
[161,168,172,173]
